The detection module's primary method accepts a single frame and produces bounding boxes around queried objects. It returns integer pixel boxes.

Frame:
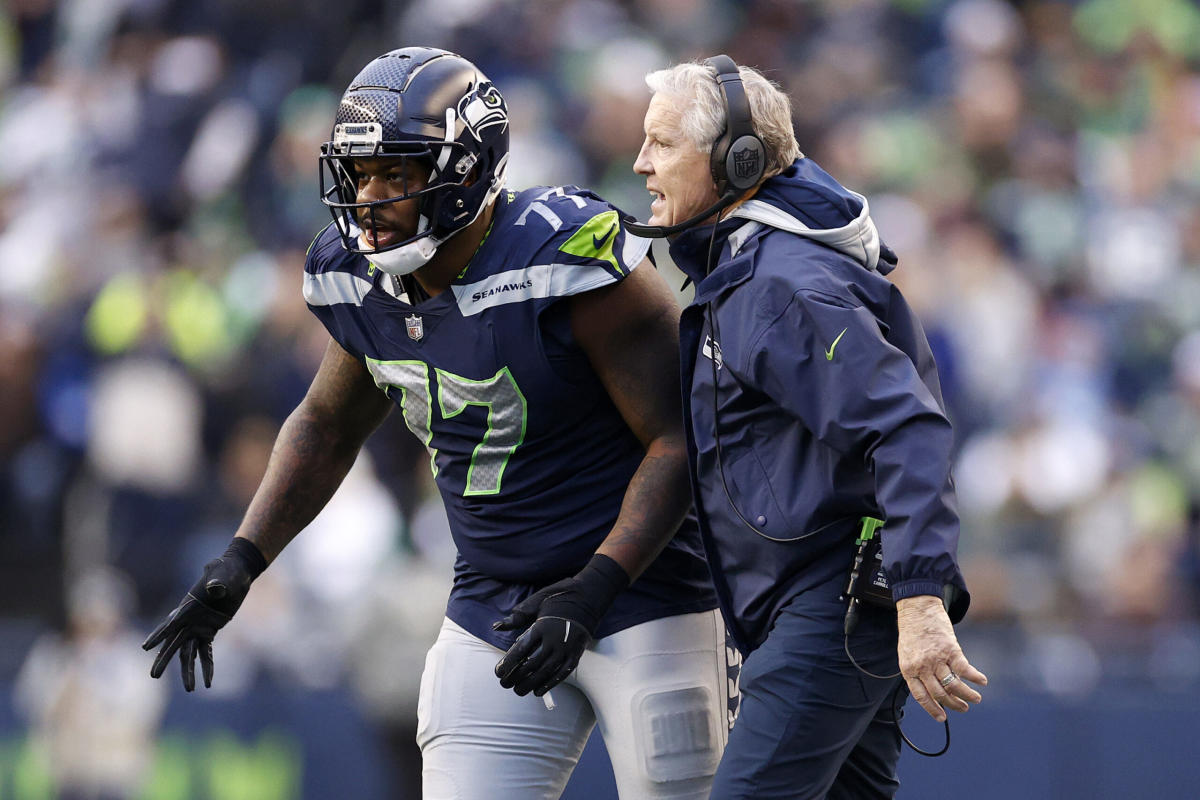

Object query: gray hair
[644,61,801,180]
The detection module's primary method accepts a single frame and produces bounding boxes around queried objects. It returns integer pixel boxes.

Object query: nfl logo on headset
[732,146,761,181]
[405,314,424,341]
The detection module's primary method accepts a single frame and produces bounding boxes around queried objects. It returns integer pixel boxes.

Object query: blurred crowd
[3,0,1200,794]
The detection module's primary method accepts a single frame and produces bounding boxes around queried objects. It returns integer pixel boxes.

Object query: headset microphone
[624,54,766,239]
[622,192,740,239]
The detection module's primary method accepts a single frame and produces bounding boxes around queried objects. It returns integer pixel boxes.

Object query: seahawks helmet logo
[457,83,508,142]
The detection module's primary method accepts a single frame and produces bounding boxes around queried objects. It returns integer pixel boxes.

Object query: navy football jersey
[303,186,717,648]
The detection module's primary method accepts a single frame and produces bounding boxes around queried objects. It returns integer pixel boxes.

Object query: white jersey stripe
[303,270,373,307]
[452,259,642,316]
[622,230,652,271]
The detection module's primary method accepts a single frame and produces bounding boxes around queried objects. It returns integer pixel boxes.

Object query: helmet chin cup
[360,234,440,276]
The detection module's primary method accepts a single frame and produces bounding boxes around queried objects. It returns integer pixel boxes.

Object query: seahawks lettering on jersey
[304,185,718,649]
[470,278,534,303]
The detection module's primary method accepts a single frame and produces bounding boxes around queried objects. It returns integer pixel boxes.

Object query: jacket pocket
[720,445,807,542]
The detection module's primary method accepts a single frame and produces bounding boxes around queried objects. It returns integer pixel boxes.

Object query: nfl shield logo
[733,146,761,181]
[405,314,424,341]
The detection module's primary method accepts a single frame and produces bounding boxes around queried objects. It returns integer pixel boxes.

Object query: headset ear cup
[725,133,766,191]
[705,54,765,196]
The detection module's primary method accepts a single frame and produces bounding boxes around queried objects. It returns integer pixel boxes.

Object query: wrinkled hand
[896,595,987,722]
[142,539,264,691]
[493,554,628,697]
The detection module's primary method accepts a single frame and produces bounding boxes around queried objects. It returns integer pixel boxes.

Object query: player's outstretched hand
[142,538,266,691]
[493,554,629,696]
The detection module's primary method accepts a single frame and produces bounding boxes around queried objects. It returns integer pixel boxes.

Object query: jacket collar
[669,216,761,305]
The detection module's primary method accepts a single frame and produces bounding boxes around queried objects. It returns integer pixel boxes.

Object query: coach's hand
[493,554,629,696]
[896,594,987,722]
[142,537,267,691]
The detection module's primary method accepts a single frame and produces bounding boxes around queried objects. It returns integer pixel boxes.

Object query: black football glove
[493,554,629,697]
[142,538,267,691]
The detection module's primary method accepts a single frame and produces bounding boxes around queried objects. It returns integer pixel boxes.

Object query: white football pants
[416,609,735,800]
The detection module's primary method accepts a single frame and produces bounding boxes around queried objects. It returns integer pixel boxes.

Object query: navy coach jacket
[671,157,969,655]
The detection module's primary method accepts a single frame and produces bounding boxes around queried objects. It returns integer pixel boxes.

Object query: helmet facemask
[319,136,483,273]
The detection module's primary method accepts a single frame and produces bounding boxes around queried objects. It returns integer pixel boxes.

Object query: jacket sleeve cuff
[891,579,945,603]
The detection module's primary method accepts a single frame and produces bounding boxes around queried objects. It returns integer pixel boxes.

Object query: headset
[624,54,767,238]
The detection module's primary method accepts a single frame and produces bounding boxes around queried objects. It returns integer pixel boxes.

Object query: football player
[143,47,732,799]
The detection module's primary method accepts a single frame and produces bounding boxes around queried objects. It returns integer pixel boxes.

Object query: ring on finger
[939,671,959,689]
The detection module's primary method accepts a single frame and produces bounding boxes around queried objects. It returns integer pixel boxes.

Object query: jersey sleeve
[301,223,371,360]
[533,187,652,296]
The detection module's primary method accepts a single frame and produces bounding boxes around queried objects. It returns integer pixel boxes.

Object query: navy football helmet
[319,47,509,270]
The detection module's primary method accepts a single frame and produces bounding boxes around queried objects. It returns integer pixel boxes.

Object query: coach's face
[633,93,720,231]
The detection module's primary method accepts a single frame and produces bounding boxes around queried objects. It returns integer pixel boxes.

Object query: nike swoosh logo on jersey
[825,327,848,361]
[593,223,616,250]
[563,621,571,641]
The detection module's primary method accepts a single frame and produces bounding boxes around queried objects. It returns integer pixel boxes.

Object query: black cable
[891,681,951,758]
[843,623,899,681]
[843,620,951,758]
[704,226,832,544]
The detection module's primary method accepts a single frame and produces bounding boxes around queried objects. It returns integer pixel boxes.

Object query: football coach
[624,56,987,799]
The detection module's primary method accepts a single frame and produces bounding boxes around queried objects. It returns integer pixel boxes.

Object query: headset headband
[705,54,765,194]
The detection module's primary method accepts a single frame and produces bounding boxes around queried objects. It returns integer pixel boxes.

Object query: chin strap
[356,212,441,276]
[355,176,508,276]
[363,233,441,276]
